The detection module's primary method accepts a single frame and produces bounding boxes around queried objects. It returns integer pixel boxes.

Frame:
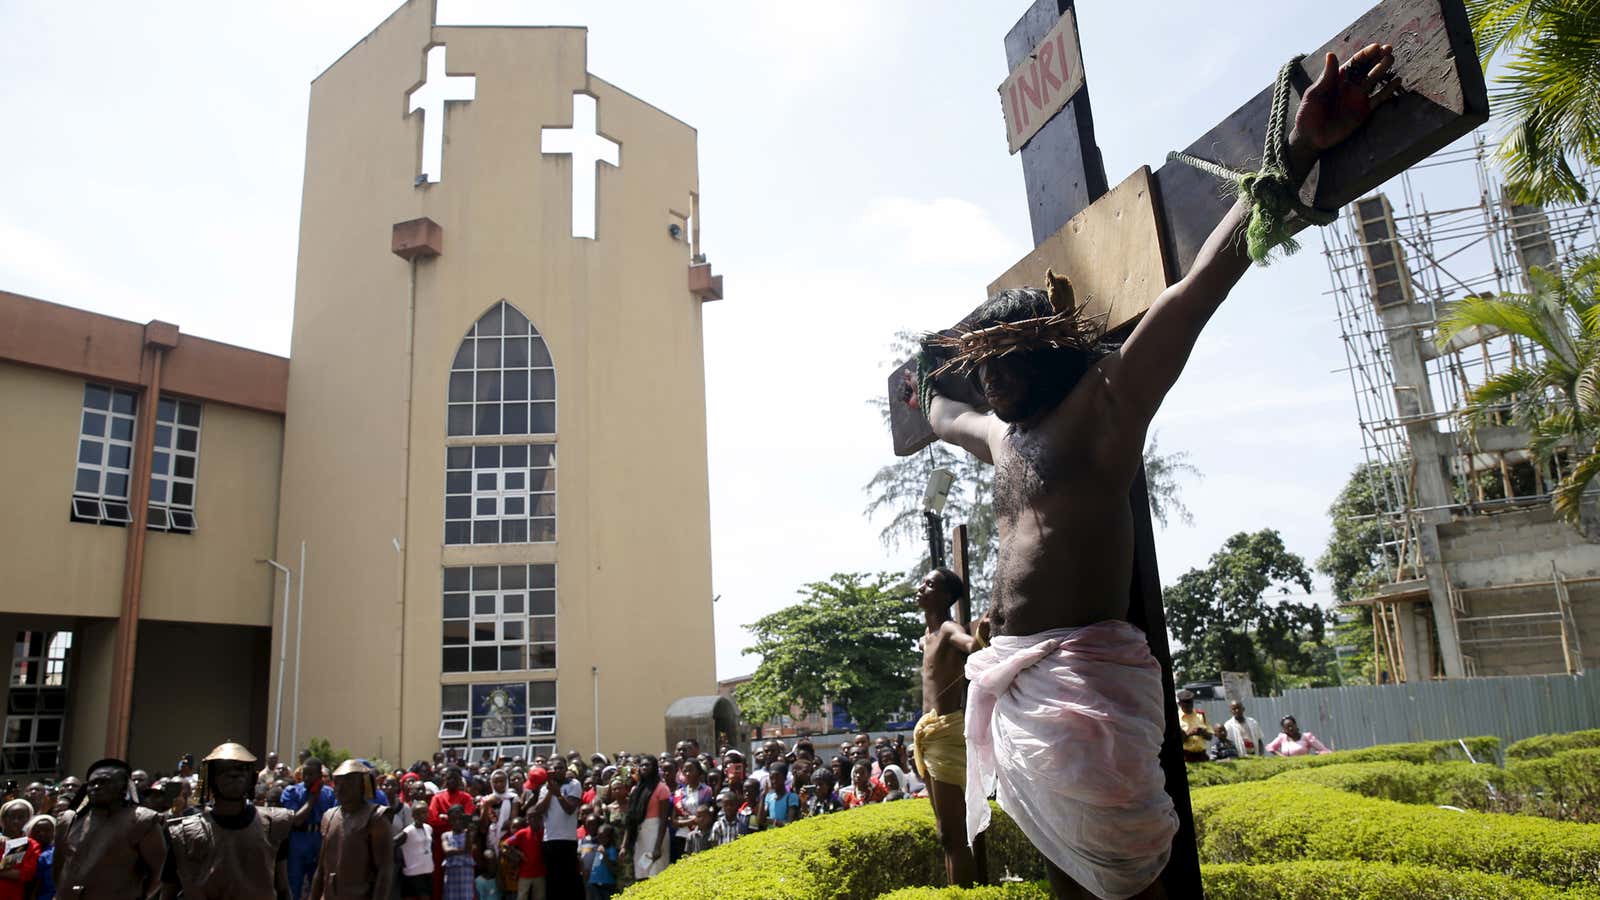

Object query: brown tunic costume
[55,804,166,899]
[164,806,294,900]
[311,804,390,898]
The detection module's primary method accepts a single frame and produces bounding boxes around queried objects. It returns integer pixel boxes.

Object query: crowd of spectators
[0,732,928,900]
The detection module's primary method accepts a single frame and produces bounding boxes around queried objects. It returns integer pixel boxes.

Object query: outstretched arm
[1106,44,1397,430]
[927,394,996,464]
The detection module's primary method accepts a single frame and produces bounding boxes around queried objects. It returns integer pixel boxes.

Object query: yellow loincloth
[914,709,967,787]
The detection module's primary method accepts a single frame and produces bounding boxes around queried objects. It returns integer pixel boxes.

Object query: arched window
[447,301,555,437]
[444,301,556,546]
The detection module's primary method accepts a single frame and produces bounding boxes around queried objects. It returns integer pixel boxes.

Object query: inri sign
[999,9,1086,155]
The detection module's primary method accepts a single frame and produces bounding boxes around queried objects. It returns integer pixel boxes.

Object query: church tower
[274,0,722,762]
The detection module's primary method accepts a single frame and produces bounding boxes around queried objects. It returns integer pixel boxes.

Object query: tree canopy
[733,572,921,732]
[1165,529,1332,694]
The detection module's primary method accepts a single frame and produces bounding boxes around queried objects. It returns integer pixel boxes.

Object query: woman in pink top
[1266,715,1331,756]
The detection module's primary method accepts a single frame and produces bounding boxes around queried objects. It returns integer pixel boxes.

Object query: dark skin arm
[1102,45,1399,443]
[369,818,394,900]
[137,816,168,897]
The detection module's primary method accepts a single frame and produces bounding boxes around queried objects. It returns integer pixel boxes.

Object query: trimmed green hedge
[617,800,1044,900]
[1185,736,1501,788]
[1201,861,1600,900]
[1508,729,1600,761]
[876,883,1051,900]
[879,863,1600,900]
[1191,781,1600,889]
[1269,760,1510,809]
[1507,748,1600,823]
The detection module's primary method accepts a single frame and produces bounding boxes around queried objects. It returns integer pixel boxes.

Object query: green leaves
[1436,254,1600,525]
[734,572,922,732]
[1469,0,1600,205]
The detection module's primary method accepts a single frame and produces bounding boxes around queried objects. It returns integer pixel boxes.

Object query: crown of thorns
[924,269,1106,379]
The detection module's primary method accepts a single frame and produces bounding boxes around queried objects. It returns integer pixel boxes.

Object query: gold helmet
[198,741,258,805]
[332,759,376,801]
[204,741,258,765]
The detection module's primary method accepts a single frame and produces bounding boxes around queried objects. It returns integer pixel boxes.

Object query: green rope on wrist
[1166,54,1338,265]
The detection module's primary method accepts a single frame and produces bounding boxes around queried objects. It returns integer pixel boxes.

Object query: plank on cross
[887,0,1488,457]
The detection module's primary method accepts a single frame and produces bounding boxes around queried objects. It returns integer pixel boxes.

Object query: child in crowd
[736,779,761,835]
[500,812,545,900]
[441,805,476,900]
[709,791,739,847]
[683,808,712,856]
[578,814,602,885]
[882,769,905,802]
[26,815,54,900]
[395,801,435,899]
[473,803,501,900]
[586,824,619,900]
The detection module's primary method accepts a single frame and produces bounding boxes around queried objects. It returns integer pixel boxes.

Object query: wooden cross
[887,0,1486,892]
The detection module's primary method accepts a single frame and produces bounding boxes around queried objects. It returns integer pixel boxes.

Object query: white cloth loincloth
[964,620,1178,900]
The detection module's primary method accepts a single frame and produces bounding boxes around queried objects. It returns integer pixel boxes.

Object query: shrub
[1508,748,1600,823]
[1269,760,1511,809]
[1185,736,1500,788]
[301,737,351,773]
[1190,781,1600,889]
[1508,729,1600,761]
[876,883,1051,900]
[618,800,1044,900]
[1201,860,1600,900]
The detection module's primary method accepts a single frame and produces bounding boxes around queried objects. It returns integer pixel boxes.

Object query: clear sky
[1,1,1474,679]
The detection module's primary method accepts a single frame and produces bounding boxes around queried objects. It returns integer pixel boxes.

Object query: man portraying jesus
[923,44,1398,900]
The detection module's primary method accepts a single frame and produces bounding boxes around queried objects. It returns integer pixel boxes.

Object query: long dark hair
[625,757,661,843]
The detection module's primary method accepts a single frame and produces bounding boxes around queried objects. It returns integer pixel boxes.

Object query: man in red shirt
[426,768,475,899]
[500,816,544,900]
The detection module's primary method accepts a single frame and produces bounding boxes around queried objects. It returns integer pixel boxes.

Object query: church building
[0,0,723,779]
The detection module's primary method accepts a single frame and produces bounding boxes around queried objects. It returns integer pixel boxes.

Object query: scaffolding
[1323,131,1600,681]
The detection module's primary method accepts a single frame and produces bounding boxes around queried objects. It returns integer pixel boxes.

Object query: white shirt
[1224,716,1266,757]
[540,778,583,841]
[400,823,434,876]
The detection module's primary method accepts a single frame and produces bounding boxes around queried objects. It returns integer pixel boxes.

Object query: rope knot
[1163,54,1337,266]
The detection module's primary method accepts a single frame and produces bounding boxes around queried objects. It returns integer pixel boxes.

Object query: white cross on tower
[407,45,476,184]
[541,93,620,240]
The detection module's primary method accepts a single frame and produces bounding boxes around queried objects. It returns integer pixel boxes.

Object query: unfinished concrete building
[1327,133,1600,681]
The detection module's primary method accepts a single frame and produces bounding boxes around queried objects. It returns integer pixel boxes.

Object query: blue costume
[278,780,337,900]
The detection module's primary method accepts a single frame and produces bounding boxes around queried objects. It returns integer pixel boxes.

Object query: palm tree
[1437,254,1600,522]
[1467,0,1600,203]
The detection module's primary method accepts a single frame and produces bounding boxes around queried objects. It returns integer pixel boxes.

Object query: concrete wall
[126,621,270,771]
[0,362,129,619]
[142,402,284,627]
[66,619,116,777]
[1439,504,1600,675]
[275,1,716,762]
[0,361,284,628]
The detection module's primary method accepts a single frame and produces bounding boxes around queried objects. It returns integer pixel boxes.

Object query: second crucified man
[922,44,1398,900]
[911,567,986,887]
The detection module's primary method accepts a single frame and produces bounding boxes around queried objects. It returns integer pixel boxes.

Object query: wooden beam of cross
[886,0,1487,895]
